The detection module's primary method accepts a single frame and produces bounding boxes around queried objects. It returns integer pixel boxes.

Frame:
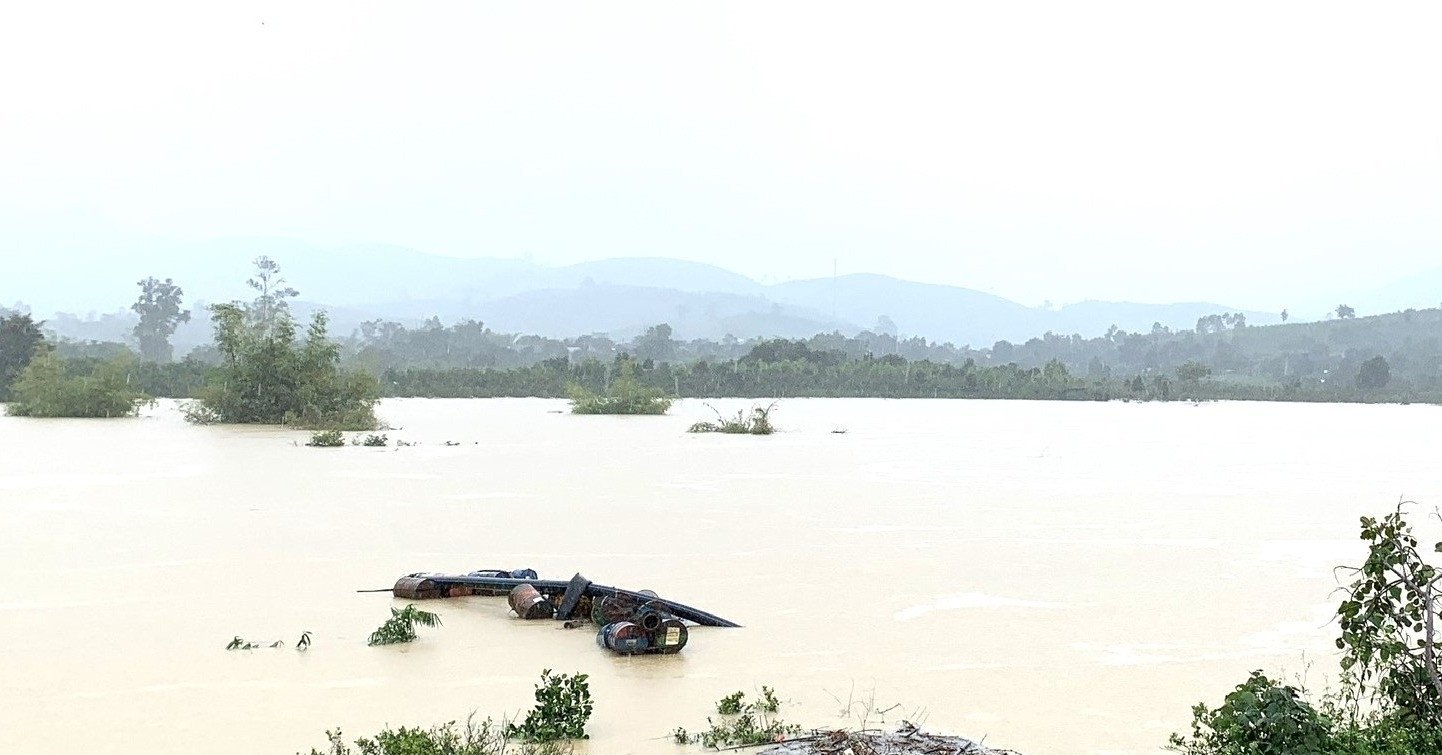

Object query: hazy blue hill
[460,284,843,340]
[19,240,1298,350]
[766,273,1047,346]
[552,257,763,295]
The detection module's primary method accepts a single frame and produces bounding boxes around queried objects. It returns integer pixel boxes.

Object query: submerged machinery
[390,568,735,655]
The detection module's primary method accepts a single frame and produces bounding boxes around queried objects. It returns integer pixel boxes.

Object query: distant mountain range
[19,237,1428,352]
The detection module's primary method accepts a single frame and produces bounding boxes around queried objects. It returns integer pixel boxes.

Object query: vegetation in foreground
[688,403,778,434]
[1169,504,1441,755]
[303,717,570,755]
[566,360,672,415]
[5,351,151,417]
[505,670,594,743]
[183,257,380,430]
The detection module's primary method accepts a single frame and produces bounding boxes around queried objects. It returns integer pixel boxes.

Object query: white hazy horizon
[2,2,1439,312]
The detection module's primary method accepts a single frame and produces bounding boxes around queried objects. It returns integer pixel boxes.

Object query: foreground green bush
[505,670,593,743]
[5,352,150,418]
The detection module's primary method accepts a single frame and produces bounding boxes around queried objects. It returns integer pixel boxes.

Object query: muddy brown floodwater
[2,398,1439,755]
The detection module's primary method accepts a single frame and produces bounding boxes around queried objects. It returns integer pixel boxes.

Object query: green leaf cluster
[1168,672,1333,755]
[368,605,442,646]
[505,670,593,743]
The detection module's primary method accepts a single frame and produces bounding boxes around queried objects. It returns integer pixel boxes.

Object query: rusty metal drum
[508,583,555,620]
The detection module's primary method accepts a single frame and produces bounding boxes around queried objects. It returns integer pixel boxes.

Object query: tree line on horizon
[2,259,1437,409]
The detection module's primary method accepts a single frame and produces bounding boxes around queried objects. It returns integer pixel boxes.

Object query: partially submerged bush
[6,352,151,418]
[307,430,345,447]
[568,361,671,415]
[368,605,442,646]
[688,403,777,435]
[505,670,594,743]
[303,717,570,755]
[356,433,388,447]
[674,687,800,748]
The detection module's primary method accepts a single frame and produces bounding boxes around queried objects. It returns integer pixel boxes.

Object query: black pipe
[407,573,741,628]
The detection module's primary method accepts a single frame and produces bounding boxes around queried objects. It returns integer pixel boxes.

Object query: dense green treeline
[12,337,1434,405]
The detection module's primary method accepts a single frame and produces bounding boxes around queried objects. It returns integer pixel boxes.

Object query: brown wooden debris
[759,722,1021,755]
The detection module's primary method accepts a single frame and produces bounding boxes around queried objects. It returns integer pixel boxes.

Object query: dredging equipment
[391,570,739,628]
[387,568,736,655]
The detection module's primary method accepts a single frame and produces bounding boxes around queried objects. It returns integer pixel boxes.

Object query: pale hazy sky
[2,2,1439,309]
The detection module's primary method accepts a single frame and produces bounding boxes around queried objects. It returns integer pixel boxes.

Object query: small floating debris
[387,568,738,655]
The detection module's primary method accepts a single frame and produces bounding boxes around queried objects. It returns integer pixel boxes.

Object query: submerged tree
[185,258,378,429]
[131,277,191,362]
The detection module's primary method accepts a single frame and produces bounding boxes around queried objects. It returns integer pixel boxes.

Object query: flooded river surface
[2,398,1439,755]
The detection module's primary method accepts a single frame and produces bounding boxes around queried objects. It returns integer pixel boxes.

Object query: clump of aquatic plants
[354,433,388,447]
[673,687,800,748]
[688,403,777,435]
[506,670,594,743]
[303,716,571,755]
[368,605,442,646]
[567,361,671,415]
[307,429,345,447]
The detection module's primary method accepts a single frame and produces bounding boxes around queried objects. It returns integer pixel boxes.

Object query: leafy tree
[1355,356,1390,391]
[1336,304,1356,320]
[1,312,46,401]
[1176,361,1212,382]
[6,351,150,417]
[131,276,191,362]
[247,255,299,333]
[632,323,676,363]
